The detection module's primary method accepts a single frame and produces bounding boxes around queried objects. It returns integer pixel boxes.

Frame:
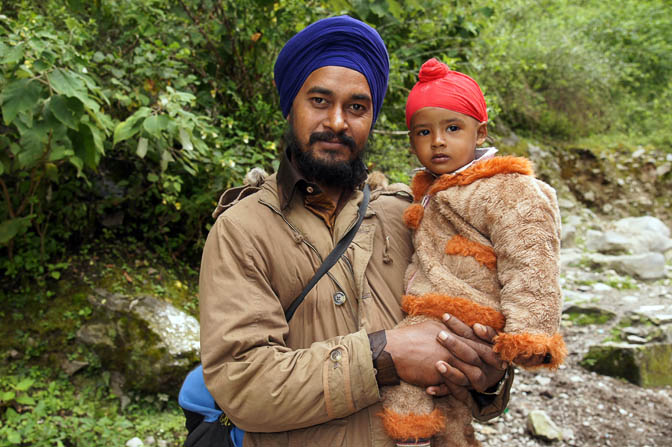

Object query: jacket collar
[277,148,322,211]
[410,155,535,201]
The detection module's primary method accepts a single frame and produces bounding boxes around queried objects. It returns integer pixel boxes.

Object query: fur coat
[380,155,566,447]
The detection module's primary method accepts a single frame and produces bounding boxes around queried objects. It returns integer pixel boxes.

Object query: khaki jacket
[199,163,510,446]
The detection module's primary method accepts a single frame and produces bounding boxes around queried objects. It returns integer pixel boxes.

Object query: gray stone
[588,252,666,280]
[125,438,144,447]
[560,249,585,269]
[78,289,200,393]
[60,359,89,376]
[527,410,563,442]
[584,217,672,256]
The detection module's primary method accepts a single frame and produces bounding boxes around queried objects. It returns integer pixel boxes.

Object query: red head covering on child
[405,58,487,128]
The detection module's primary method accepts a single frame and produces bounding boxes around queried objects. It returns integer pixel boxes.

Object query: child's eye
[447,125,460,132]
[416,129,430,136]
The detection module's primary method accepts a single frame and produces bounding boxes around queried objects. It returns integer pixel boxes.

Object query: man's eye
[312,97,326,104]
[351,103,366,112]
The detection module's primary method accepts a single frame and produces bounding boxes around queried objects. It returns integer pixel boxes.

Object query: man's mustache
[309,131,356,150]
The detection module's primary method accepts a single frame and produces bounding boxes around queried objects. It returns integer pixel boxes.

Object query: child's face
[409,107,487,175]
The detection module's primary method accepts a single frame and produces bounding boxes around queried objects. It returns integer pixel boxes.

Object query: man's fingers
[426,384,449,397]
[436,360,470,387]
[442,313,478,342]
[441,314,507,370]
[473,323,498,343]
[444,380,470,404]
[438,330,482,366]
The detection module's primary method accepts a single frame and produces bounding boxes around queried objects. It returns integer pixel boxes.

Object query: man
[199,15,512,447]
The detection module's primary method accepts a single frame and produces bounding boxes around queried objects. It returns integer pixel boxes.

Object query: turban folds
[405,58,487,128]
[274,15,389,127]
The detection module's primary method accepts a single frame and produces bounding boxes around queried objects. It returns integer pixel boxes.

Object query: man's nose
[324,107,348,134]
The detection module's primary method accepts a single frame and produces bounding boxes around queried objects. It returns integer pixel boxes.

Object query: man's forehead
[301,66,372,97]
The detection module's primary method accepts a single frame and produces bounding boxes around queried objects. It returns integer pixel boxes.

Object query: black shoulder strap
[284,184,371,321]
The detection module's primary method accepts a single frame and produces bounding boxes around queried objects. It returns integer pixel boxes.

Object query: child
[379,58,566,447]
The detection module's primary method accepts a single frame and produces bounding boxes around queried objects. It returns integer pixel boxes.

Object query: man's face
[289,66,373,167]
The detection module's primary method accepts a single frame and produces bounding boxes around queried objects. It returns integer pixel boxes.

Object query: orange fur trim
[428,156,534,196]
[379,408,445,441]
[445,235,497,270]
[403,203,425,229]
[402,294,505,331]
[494,332,567,370]
[410,170,435,202]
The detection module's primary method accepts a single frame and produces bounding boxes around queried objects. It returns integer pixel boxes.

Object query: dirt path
[475,259,672,446]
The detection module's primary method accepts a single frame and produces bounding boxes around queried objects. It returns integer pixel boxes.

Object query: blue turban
[274,15,389,128]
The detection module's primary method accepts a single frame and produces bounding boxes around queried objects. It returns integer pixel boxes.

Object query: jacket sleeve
[470,366,515,421]
[199,213,380,433]
[484,175,563,336]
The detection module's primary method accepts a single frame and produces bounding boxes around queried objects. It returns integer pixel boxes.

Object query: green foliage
[0,365,184,446]
[474,0,672,140]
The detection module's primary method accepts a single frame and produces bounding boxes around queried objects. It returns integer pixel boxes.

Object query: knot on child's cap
[418,58,450,82]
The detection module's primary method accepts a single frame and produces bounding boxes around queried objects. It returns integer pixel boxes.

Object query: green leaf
[17,121,50,168]
[15,378,35,391]
[143,114,172,138]
[0,79,43,125]
[2,42,25,64]
[136,137,148,158]
[0,160,4,175]
[7,429,21,444]
[1,391,15,401]
[386,0,404,20]
[45,162,58,181]
[71,122,101,170]
[147,173,159,182]
[0,217,34,245]
[49,95,84,130]
[16,395,36,405]
[179,128,193,151]
[47,69,99,111]
[113,107,151,145]
[69,155,84,175]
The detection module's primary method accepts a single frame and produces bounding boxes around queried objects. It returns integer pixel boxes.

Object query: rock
[77,289,200,394]
[560,249,585,269]
[125,438,144,447]
[563,304,616,326]
[592,282,613,292]
[527,410,563,442]
[580,342,672,387]
[535,375,552,386]
[585,217,672,256]
[585,229,632,254]
[558,198,575,210]
[587,252,666,280]
[60,358,89,376]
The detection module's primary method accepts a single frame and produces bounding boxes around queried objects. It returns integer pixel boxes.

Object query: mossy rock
[563,305,617,326]
[580,342,672,387]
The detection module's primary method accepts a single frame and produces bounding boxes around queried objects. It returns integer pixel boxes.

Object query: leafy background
[1,0,670,445]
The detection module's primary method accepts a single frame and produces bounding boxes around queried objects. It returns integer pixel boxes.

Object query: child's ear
[476,121,488,145]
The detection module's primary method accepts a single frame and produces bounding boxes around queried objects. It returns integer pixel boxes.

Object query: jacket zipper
[259,198,359,330]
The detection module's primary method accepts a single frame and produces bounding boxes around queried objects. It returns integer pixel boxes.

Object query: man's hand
[426,313,507,402]
[384,320,456,387]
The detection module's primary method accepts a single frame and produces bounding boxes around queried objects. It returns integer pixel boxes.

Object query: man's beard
[284,124,368,189]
